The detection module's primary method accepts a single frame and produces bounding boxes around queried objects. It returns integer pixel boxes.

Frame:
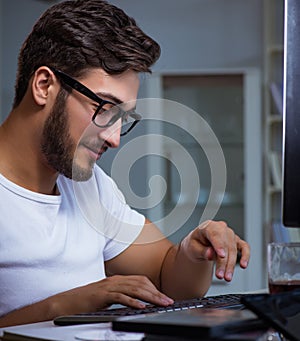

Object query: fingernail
[242,260,248,268]
[161,297,174,305]
[137,301,146,308]
[226,272,232,281]
[217,270,224,278]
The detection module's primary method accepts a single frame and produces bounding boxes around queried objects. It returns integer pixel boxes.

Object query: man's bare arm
[106,219,250,300]
[161,220,250,299]
[0,274,173,327]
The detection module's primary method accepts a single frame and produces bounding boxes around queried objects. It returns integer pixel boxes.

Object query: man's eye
[102,103,115,112]
[122,113,130,123]
[92,103,99,111]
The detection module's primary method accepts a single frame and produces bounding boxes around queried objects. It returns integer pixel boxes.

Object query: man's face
[41,68,140,181]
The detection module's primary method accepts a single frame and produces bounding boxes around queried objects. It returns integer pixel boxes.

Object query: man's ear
[31,67,56,106]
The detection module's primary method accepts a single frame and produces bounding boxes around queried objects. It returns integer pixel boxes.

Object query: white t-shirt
[0,166,145,317]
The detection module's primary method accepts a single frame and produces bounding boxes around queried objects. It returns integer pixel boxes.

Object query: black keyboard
[54,293,248,326]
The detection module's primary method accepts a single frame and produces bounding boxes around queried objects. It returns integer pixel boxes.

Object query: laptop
[112,290,300,340]
[112,306,268,340]
[241,289,300,341]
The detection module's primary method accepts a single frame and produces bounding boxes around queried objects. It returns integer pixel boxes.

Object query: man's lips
[85,145,107,160]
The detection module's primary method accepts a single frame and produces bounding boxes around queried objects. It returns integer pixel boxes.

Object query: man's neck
[0,111,59,195]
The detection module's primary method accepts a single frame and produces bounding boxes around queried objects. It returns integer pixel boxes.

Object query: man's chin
[69,155,96,181]
[71,166,94,182]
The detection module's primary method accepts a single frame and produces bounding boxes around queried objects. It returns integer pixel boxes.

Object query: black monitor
[282,0,300,227]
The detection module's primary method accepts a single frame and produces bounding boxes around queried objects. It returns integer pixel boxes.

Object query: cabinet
[134,69,264,294]
[104,68,263,293]
[147,74,245,243]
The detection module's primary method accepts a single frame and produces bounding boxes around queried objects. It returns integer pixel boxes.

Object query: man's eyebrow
[96,91,137,112]
[96,92,122,105]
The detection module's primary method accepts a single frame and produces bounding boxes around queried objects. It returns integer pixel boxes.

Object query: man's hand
[180,220,250,282]
[0,275,174,328]
[53,274,174,314]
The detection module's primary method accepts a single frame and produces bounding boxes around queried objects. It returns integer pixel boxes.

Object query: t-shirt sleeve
[93,166,145,261]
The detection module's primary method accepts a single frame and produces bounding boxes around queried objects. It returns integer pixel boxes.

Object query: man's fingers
[214,235,250,281]
[196,222,241,281]
[180,220,251,284]
[237,238,250,268]
[105,292,147,309]
[107,275,174,307]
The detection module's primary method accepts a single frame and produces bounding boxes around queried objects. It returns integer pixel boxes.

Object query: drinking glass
[268,242,300,294]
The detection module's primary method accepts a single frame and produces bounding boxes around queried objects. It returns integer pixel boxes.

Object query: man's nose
[98,121,121,148]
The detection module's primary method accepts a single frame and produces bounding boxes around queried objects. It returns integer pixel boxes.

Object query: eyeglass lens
[93,103,137,135]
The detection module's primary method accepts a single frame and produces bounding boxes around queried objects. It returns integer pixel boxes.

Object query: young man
[0,0,250,327]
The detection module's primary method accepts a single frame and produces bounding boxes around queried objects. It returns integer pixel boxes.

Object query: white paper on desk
[0,321,144,341]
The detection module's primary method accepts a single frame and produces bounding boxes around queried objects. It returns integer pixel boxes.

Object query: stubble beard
[41,89,95,182]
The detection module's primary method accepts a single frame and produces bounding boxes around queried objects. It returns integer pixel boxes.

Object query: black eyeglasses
[49,67,141,136]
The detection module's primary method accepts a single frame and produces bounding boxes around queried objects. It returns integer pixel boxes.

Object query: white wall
[0,0,263,120]
[0,0,56,120]
[110,0,263,71]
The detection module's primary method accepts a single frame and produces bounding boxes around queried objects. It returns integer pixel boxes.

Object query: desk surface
[0,320,144,340]
[0,320,279,341]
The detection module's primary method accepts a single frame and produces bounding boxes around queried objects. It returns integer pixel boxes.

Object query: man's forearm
[0,297,58,327]
[160,243,214,300]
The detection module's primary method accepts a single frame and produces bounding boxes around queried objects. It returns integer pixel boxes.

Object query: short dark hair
[13,0,161,107]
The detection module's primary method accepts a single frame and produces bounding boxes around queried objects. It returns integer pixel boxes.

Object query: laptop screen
[241,290,300,341]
